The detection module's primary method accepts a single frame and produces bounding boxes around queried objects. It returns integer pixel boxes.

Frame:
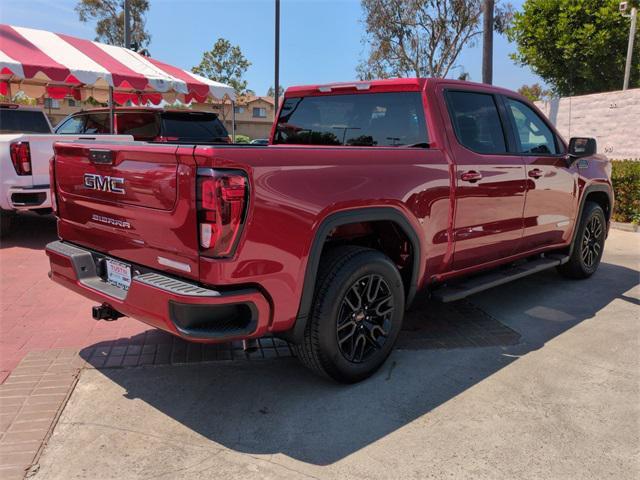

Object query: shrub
[611,160,640,224]
[235,134,251,144]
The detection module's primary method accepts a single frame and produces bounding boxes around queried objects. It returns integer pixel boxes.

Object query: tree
[75,0,150,49]
[192,39,251,95]
[267,85,284,97]
[508,0,640,96]
[517,83,551,102]
[357,0,512,80]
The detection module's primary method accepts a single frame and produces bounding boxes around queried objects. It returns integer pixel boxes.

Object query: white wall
[535,88,640,160]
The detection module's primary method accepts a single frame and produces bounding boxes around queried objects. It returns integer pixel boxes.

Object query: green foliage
[234,134,251,144]
[0,94,36,106]
[267,86,285,97]
[517,83,551,102]
[611,160,640,224]
[508,0,640,96]
[357,0,512,79]
[192,39,251,96]
[76,0,150,49]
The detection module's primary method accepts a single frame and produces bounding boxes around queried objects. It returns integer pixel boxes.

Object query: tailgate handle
[89,149,114,165]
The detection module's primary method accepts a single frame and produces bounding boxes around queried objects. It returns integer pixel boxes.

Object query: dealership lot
[1,214,637,479]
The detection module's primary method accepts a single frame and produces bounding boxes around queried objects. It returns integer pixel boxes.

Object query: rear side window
[505,98,558,155]
[274,92,428,147]
[117,112,159,140]
[0,109,51,134]
[160,112,229,142]
[446,91,507,154]
[83,113,110,134]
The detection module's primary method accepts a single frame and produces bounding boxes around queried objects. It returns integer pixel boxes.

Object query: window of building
[68,99,77,107]
[44,98,60,109]
[234,106,245,114]
[445,91,507,154]
[253,107,267,118]
[505,98,558,155]
[274,92,428,147]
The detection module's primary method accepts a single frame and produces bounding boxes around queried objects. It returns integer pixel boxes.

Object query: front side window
[446,91,507,154]
[506,98,558,155]
[83,113,110,134]
[55,115,85,134]
[274,92,428,147]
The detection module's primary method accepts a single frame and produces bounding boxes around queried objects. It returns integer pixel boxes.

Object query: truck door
[501,96,578,250]
[441,88,527,271]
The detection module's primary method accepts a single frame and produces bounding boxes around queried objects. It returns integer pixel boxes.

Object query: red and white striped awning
[0,24,236,104]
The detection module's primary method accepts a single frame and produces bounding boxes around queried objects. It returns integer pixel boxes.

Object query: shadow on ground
[0,212,57,250]
[78,258,638,466]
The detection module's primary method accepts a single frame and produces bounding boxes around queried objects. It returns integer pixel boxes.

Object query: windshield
[160,112,229,143]
[274,92,428,147]
[0,109,51,134]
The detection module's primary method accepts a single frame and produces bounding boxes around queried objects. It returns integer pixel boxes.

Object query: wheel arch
[284,207,422,344]
[569,183,613,255]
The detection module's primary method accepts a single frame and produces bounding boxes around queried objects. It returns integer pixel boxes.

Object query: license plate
[106,259,131,290]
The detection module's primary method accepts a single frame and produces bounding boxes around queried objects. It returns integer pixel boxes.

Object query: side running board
[432,255,570,303]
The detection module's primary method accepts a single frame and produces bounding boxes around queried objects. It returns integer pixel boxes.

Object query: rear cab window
[0,109,51,134]
[273,92,429,147]
[160,112,229,143]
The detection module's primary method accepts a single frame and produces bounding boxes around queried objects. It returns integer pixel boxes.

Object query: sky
[0,0,543,96]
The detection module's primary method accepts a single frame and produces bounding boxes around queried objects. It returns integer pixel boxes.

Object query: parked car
[55,108,231,144]
[0,104,131,237]
[46,78,613,382]
[250,138,269,145]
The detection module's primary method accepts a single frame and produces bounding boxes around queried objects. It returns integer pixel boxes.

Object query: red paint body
[46,78,612,343]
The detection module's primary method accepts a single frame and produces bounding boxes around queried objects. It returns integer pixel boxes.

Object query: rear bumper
[45,241,271,342]
[6,185,51,211]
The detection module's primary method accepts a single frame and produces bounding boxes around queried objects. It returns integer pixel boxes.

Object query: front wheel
[557,201,606,279]
[293,246,405,383]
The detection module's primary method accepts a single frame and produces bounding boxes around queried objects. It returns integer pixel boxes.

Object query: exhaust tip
[92,303,124,321]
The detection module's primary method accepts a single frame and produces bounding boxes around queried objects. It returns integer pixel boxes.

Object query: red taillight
[198,170,248,257]
[10,142,32,175]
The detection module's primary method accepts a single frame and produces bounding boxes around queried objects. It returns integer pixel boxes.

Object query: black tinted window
[506,98,557,154]
[446,91,507,154]
[0,109,51,134]
[160,112,228,142]
[117,112,159,140]
[84,113,110,134]
[274,92,428,147]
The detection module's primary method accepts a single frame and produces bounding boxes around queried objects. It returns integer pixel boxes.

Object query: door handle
[460,170,483,182]
[528,168,544,179]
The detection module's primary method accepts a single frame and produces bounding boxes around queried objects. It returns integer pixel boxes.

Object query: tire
[0,211,13,239]
[293,246,405,383]
[557,201,606,279]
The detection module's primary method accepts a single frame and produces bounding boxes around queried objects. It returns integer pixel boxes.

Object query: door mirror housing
[568,137,597,157]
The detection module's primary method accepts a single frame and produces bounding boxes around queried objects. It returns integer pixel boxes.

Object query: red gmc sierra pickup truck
[46,78,613,383]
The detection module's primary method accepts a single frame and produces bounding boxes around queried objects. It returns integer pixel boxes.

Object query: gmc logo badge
[83,174,125,194]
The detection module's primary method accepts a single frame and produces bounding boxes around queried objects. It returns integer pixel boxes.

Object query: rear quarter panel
[194,143,452,333]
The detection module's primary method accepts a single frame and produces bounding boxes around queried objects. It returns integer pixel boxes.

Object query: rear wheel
[0,211,13,239]
[557,202,606,279]
[293,246,405,383]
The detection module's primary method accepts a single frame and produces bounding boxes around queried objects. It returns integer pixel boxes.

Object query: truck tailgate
[53,142,201,280]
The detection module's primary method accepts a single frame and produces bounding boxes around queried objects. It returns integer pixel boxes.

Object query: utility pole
[124,0,131,49]
[623,5,637,90]
[482,0,494,84]
[274,0,281,108]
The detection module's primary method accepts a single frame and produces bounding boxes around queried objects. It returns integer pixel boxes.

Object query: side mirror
[568,137,597,157]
